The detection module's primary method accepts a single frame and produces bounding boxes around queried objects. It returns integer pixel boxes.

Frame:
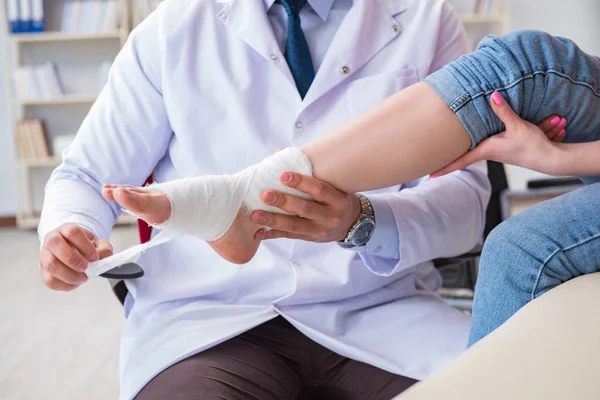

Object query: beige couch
[394,273,600,400]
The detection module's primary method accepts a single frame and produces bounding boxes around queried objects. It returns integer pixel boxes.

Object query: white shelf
[461,14,504,24]
[15,94,98,106]
[8,31,126,43]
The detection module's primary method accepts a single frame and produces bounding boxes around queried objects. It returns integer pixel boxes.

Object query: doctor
[38,0,490,399]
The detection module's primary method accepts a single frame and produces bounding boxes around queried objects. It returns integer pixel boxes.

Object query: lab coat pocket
[345,68,419,116]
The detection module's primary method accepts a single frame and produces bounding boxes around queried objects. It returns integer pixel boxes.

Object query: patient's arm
[101,84,562,265]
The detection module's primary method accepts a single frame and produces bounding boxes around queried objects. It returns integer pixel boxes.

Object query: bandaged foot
[100,147,313,268]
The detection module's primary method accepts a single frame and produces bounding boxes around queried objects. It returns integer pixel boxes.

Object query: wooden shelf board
[15,94,98,106]
[18,157,62,168]
[9,31,125,43]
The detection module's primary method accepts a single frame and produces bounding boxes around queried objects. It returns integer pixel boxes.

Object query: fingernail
[430,174,438,179]
[559,118,567,128]
[265,192,276,204]
[89,253,100,262]
[550,116,560,126]
[255,229,265,239]
[77,261,88,272]
[558,129,566,137]
[281,172,292,183]
[255,213,267,224]
[491,92,504,105]
[78,275,88,285]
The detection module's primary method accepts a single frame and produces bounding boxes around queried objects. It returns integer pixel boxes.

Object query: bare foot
[102,184,262,264]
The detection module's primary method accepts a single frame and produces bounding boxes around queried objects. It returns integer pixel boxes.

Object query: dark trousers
[135,317,417,400]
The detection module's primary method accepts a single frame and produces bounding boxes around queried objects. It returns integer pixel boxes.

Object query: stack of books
[12,63,63,101]
[6,0,45,33]
[61,0,120,33]
[14,119,50,161]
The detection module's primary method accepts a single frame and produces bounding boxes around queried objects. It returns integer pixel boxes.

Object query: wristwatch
[339,194,376,248]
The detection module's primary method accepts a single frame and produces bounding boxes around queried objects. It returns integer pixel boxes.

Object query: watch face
[351,220,376,246]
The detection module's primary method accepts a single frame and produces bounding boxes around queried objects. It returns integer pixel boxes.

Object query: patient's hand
[102,185,262,264]
[432,92,567,176]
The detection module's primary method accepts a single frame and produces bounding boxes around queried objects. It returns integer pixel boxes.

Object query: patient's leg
[104,30,600,264]
[469,182,600,345]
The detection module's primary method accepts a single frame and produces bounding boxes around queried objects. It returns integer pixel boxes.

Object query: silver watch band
[339,194,375,246]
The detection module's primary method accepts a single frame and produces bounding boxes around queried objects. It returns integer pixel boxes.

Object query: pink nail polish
[78,275,88,285]
[281,172,292,183]
[491,92,504,105]
[558,129,566,137]
[430,174,439,179]
[89,253,100,262]
[77,261,88,272]
[255,229,265,239]
[550,116,560,126]
[559,118,567,128]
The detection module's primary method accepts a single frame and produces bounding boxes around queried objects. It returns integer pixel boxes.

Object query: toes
[113,187,148,214]
[113,187,171,225]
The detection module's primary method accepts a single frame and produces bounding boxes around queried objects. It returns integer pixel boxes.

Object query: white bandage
[86,147,313,277]
[152,147,313,241]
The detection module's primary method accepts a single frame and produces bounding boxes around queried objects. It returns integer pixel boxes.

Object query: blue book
[18,0,32,32]
[31,0,44,32]
[7,0,21,33]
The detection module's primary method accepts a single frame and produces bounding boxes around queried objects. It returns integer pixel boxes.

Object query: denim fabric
[469,184,600,344]
[425,30,600,149]
[425,30,600,345]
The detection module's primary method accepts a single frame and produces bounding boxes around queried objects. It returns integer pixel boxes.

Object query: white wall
[0,26,16,216]
[503,0,600,189]
[0,0,599,215]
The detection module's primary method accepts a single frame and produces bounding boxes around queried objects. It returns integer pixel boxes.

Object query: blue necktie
[276,0,315,99]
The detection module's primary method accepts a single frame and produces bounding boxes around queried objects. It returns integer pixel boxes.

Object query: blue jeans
[424,30,600,345]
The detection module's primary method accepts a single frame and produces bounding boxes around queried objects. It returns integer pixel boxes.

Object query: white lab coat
[39,0,491,398]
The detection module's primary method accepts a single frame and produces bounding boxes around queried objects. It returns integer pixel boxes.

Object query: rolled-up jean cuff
[425,68,489,150]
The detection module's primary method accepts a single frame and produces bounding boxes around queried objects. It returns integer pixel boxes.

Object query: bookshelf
[9,30,127,43]
[1,0,505,230]
[455,0,511,48]
[1,0,132,228]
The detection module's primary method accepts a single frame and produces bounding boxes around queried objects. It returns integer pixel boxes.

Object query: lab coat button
[392,24,400,32]
[341,66,350,74]
[218,12,228,20]
[291,261,300,267]
[295,121,304,130]
[270,53,279,61]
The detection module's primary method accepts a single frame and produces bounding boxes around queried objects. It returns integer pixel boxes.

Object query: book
[61,0,72,31]
[18,0,32,32]
[13,63,63,101]
[15,120,49,160]
[29,120,50,158]
[104,0,118,32]
[60,0,120,33]
[14,122,34,160]
[7,0,20,33]
[31,0,44,32]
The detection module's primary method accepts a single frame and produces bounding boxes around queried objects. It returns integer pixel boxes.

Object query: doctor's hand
[252,173,361,243]
[432,92,567,177]
[39,223,113,291]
